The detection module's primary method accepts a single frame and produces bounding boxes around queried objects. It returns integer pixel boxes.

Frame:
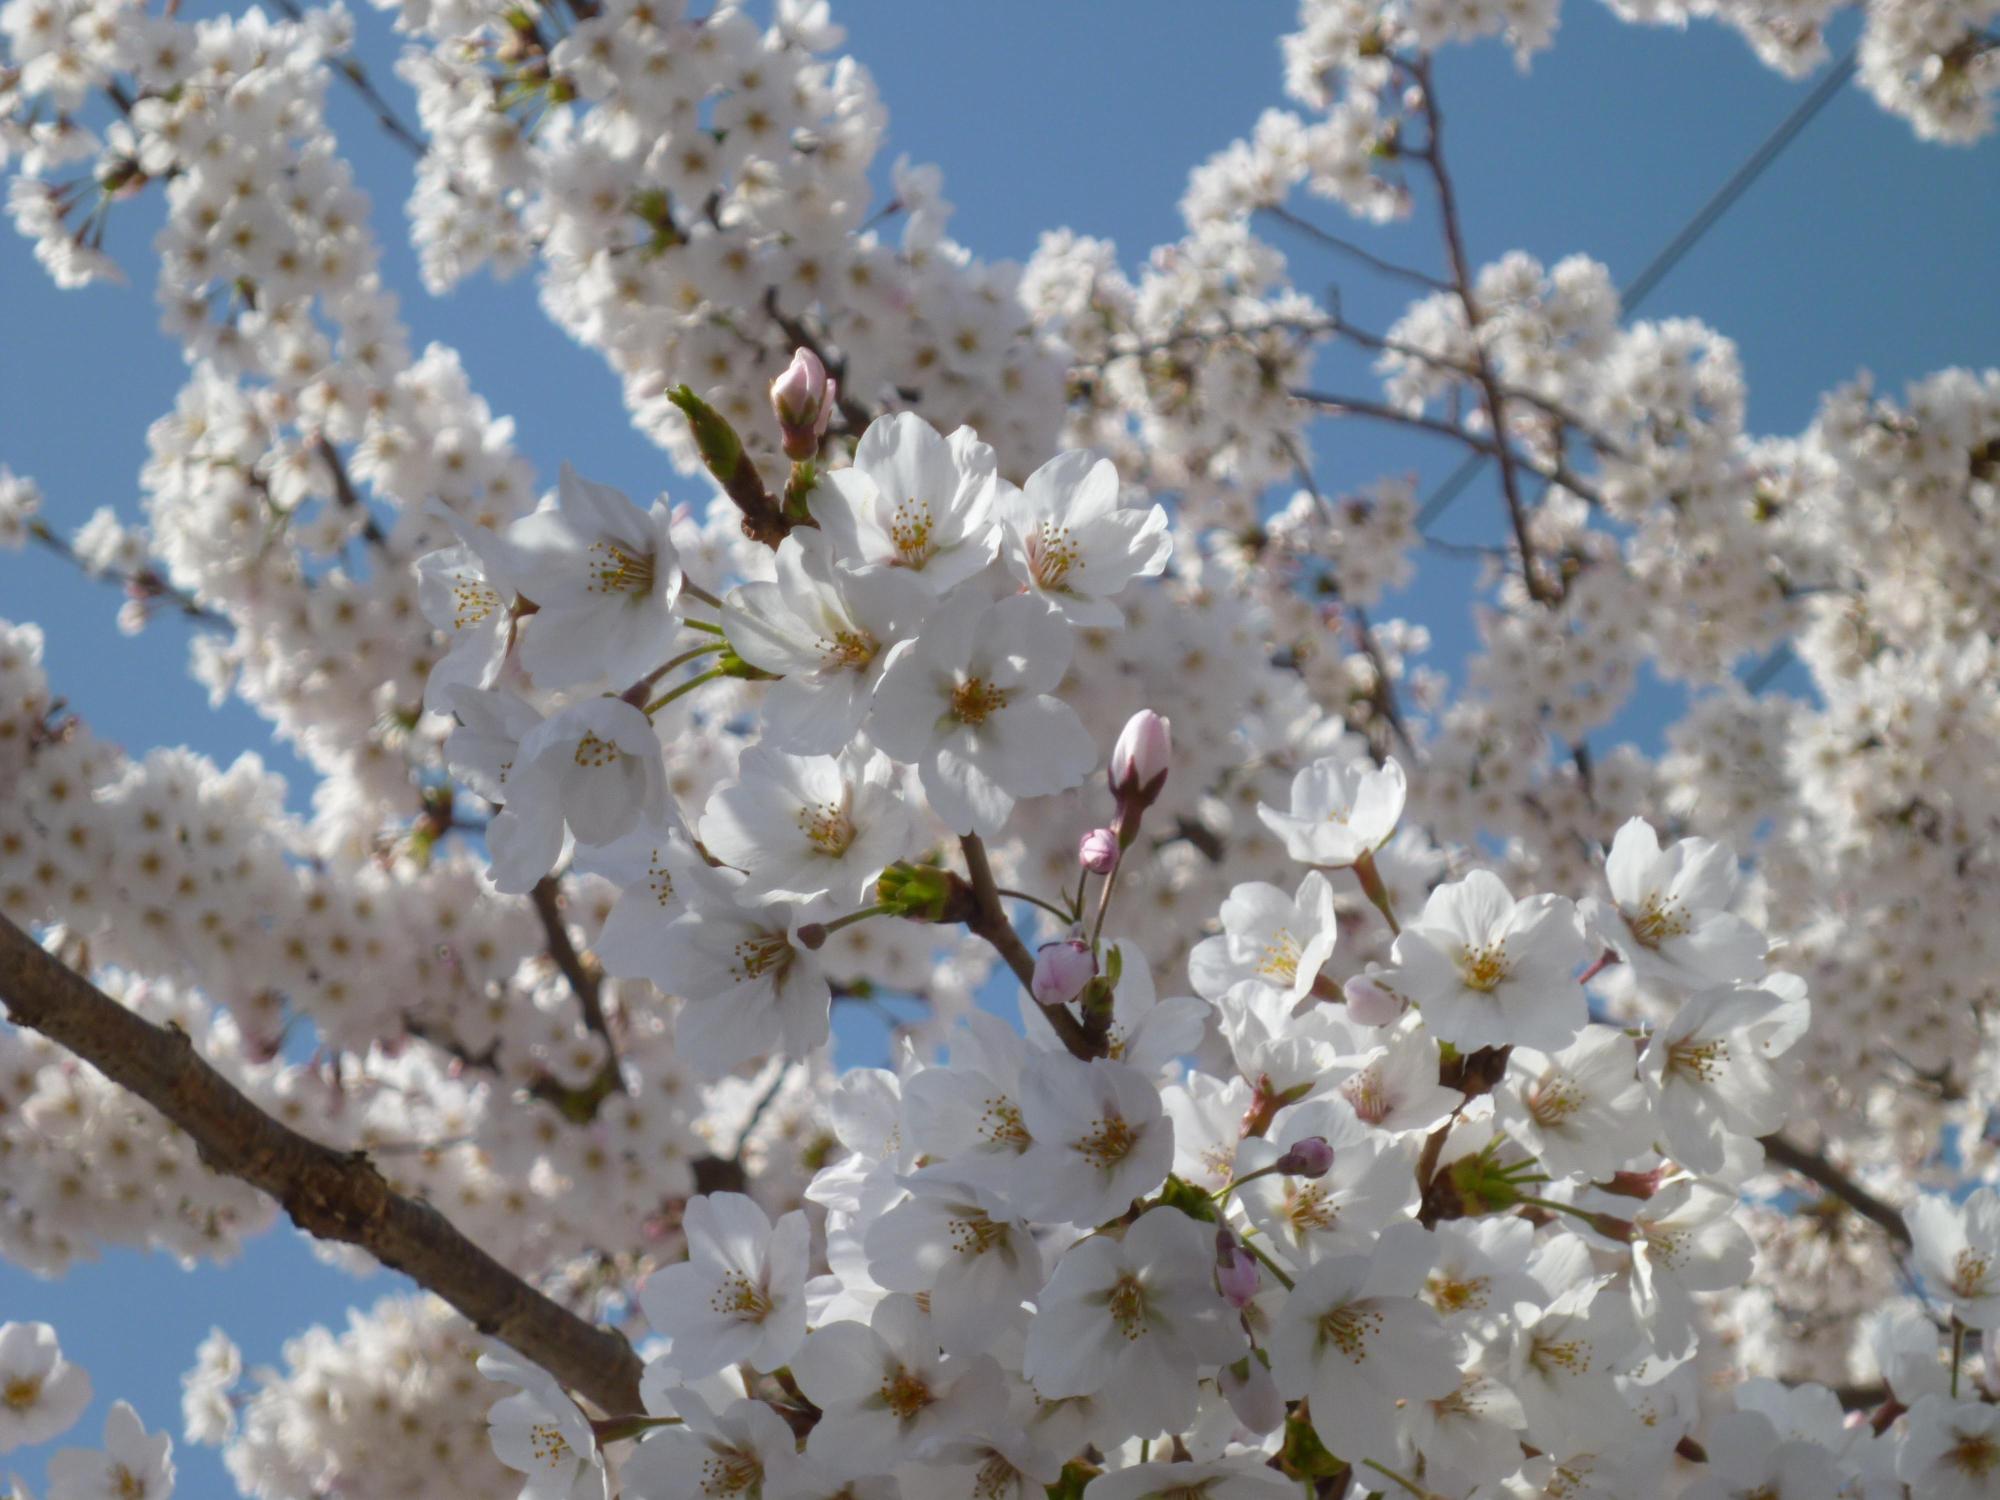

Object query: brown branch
[1760,1133,1910,1247]
[313,437,388,548]
[526,877,626,1121]
[0,909,645,1415]
[1410,59,1558,606]
[1257,203,1452,292]
[958,834,1096,1061]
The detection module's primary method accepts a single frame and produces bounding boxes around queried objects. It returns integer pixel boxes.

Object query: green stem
[1351,849,1400,936]
[1953,1317,1967,1399]
[1088,861,1121,949]
[1237,1236,1295,1291]
[642,665,727,716]
[1362,1458,1428,1498]
[997,887,1076,923]
[682,579,724,611]
[682,617,726,635]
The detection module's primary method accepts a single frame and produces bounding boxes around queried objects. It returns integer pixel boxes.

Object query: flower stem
[1351,850,1400,936]
[682,579,724,611]
[642,665,727,716]
[1363,1459,1429,1498]
[1237,1236,1295,1290]
[682,617,726,635]
[1953,1316,1967,1399]
[997,887,1075,923]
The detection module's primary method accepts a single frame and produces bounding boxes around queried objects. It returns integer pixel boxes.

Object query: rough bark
[0,909,645,1415]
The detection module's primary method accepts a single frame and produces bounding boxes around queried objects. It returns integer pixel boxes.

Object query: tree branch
[528,876,625,1116]
[0,909,646,1415]
[1410,59,1558,606]
[1760,1133,1910,1247]
[958,834,1096,1061]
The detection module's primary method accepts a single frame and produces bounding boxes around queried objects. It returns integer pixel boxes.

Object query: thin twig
[1257,203,1452,292]
[1410,58,1557,606]
[528,877,624,1105]
[1760,1133,1910,1247]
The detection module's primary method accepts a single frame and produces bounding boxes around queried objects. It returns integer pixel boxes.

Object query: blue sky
[2,3,1996,1493]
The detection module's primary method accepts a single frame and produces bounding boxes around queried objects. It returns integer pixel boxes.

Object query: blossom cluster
[2,0,1999,1497]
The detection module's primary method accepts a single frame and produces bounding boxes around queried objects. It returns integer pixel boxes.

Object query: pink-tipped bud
[1078,827,1120,875]
[1214,1230,1261,1308]
[1217,1246,1260,1309]
[1343,972,1406,1026]
[1110,710,1172,803]
[1218,1357,1285,1434]
[771,347,835,460]
[1031,937,1096,1008]
[1274,1136,1335,1178]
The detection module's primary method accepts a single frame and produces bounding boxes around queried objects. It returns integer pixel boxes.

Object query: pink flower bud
[1218,1356,1285,1434]
[1031,937,1096,1008]
[1274,1136,1335,1178]
[1216,1243,1261,1309]
[1077,827,1120,875]
[770,347,836,460]
[1109,710,1172,802]
[1342,972,1405,1026]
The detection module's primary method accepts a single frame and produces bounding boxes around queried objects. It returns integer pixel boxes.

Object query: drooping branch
[0,909,646,1416]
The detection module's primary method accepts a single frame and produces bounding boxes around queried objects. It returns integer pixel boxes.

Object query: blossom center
[1,1376,41,1410]
[889,498,936,565]
[974,1455,1023,1500]
[794,795,857,856]
[1284,1182,1338,1233]
[1315,1302,1384,1362]
[1666,1037,1729,1083]
[113,1468,147,1500]
[818,627,878,674]
[1257,927,1301,983]
[1629,894,1690,946]
[1952,1248,1994,1299]
[1105,1272,1149,1339]
[529,1421,573,1469]
[1342,1068,1391,1125]
[1428,1272,1491,1313]
[979,1095,1031,1151]
[586,539,656,598]
[730,932,794,983]
[711,1268,775,1322]
[949,676,1009,725]
[1455,941,1509,992]
[1949,1434,2000,1478]
[878,1365,935,1421]
[452,575,500,630]
[1527,1073,1583,1127]
[573,731,621,768]
[1073,1110,1137,1170]
[1031,519,1082,590]
[700,1448,763,1495]
[1530,1333,1593,1376]
[947,1213,1007,1258]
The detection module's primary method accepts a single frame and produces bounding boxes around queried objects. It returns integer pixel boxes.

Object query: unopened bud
[1601,1166,1667,1200]
[1078,827,1119,875]
[770,348,836,460]
[1031,937,1097,1008]
[1274,1136,1335,1179]
[1343,972,1406,1026]
[1214,1231,1261,1309]
[1218,1356,1285,1434]
[1109,710,1172,804]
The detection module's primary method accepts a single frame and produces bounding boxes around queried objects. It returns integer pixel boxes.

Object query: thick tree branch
[1760,1133,1911,1247]
[0,910,646,1415]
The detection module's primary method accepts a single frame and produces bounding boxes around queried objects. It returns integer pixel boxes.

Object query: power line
[1413,45,1859,531]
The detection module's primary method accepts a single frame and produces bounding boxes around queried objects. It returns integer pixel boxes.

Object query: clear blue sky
[2,4,1995,1492]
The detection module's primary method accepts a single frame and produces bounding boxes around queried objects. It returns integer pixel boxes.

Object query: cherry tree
[2,0,1999,1496]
